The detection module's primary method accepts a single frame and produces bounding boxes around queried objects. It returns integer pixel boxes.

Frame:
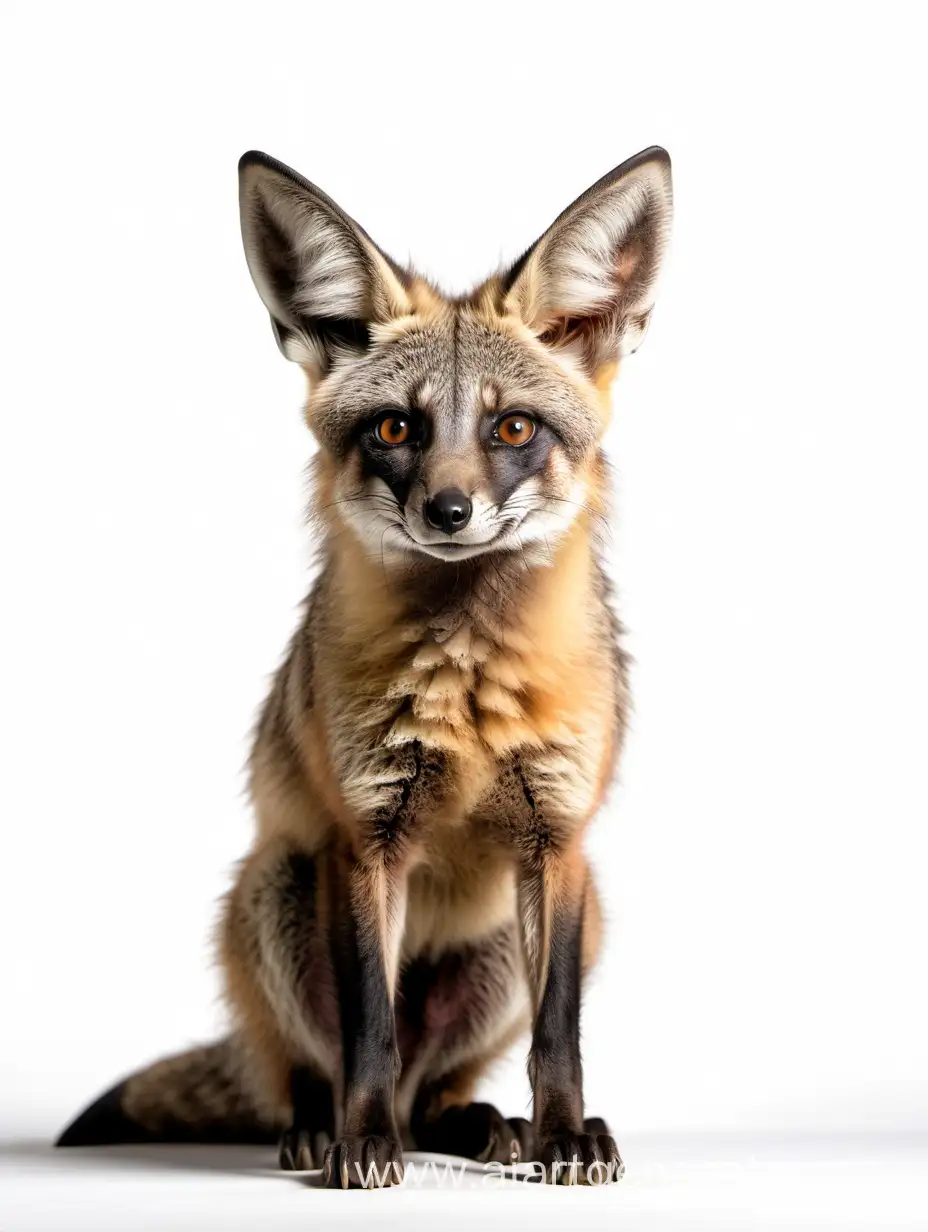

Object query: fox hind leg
[278,1066,335,1171]
[220,839,341,1169]
[222,836,410,1186]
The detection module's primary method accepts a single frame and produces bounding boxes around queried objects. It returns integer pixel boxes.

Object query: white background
[2,2,927,1227]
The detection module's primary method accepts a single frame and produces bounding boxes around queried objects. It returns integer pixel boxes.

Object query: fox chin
[58,146,672,1188]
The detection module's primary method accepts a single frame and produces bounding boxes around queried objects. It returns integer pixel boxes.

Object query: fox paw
[537,1118,624,1185]
[417,1101,533,1164]
[278,1124,332,1171]
[323,1133,405,1188]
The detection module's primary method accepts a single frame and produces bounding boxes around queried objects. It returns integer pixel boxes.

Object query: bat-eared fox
[58,146,673,1187]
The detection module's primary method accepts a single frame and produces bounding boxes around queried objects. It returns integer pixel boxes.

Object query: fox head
[238,149,672,566]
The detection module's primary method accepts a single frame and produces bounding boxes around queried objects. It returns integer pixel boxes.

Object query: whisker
[542,496,608,523]
[320,492,402,514]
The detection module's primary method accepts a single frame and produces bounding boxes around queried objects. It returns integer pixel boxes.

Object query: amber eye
[376,414,412,446]
[495,413,536,447]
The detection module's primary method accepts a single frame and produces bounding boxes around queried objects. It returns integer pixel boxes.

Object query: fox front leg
[322,741,446,1188]
[323,843,408,1189]
[518,845,623,1185]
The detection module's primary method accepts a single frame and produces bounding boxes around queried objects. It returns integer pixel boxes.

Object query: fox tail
[56,1036,278,1147]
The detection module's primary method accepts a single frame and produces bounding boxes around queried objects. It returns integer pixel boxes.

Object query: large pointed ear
[238,151,412,376]
[503,147,672,376]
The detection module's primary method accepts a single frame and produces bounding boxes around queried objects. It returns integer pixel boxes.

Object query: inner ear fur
[503,147,673,375]
[238,150,411,373]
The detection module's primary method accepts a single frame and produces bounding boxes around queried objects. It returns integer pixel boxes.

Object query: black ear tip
[239,149,273,174]
[584,146,672,201]
[238,151,313,197]
[631,145,671,172]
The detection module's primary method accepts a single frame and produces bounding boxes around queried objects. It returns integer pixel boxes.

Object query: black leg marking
[529,902,584,1141]
[527,898,622,1184]
[322,850,404,1188]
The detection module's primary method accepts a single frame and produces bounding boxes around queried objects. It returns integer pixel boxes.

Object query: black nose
[424,488,472,534]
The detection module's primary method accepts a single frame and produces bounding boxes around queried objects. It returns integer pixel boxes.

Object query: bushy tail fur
[56,1036,279,1147]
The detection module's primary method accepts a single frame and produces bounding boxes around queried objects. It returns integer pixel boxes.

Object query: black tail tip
[56,1081,151,1147]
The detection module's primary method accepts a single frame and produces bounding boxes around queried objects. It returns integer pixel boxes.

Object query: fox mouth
[400,527,509,562]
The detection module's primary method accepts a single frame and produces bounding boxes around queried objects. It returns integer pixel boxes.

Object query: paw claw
[538,1129,623,1185]
[323,1133,404,1189]
[279,1127,319,1172]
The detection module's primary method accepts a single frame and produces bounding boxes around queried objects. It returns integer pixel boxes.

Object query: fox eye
[494,413,536,447]
[375,413,414,446]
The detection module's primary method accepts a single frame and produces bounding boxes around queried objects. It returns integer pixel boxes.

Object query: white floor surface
[2,1133,926,1231]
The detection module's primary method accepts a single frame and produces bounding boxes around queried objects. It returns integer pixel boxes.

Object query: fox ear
[238,151,411,375]
[504,147,672,375]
